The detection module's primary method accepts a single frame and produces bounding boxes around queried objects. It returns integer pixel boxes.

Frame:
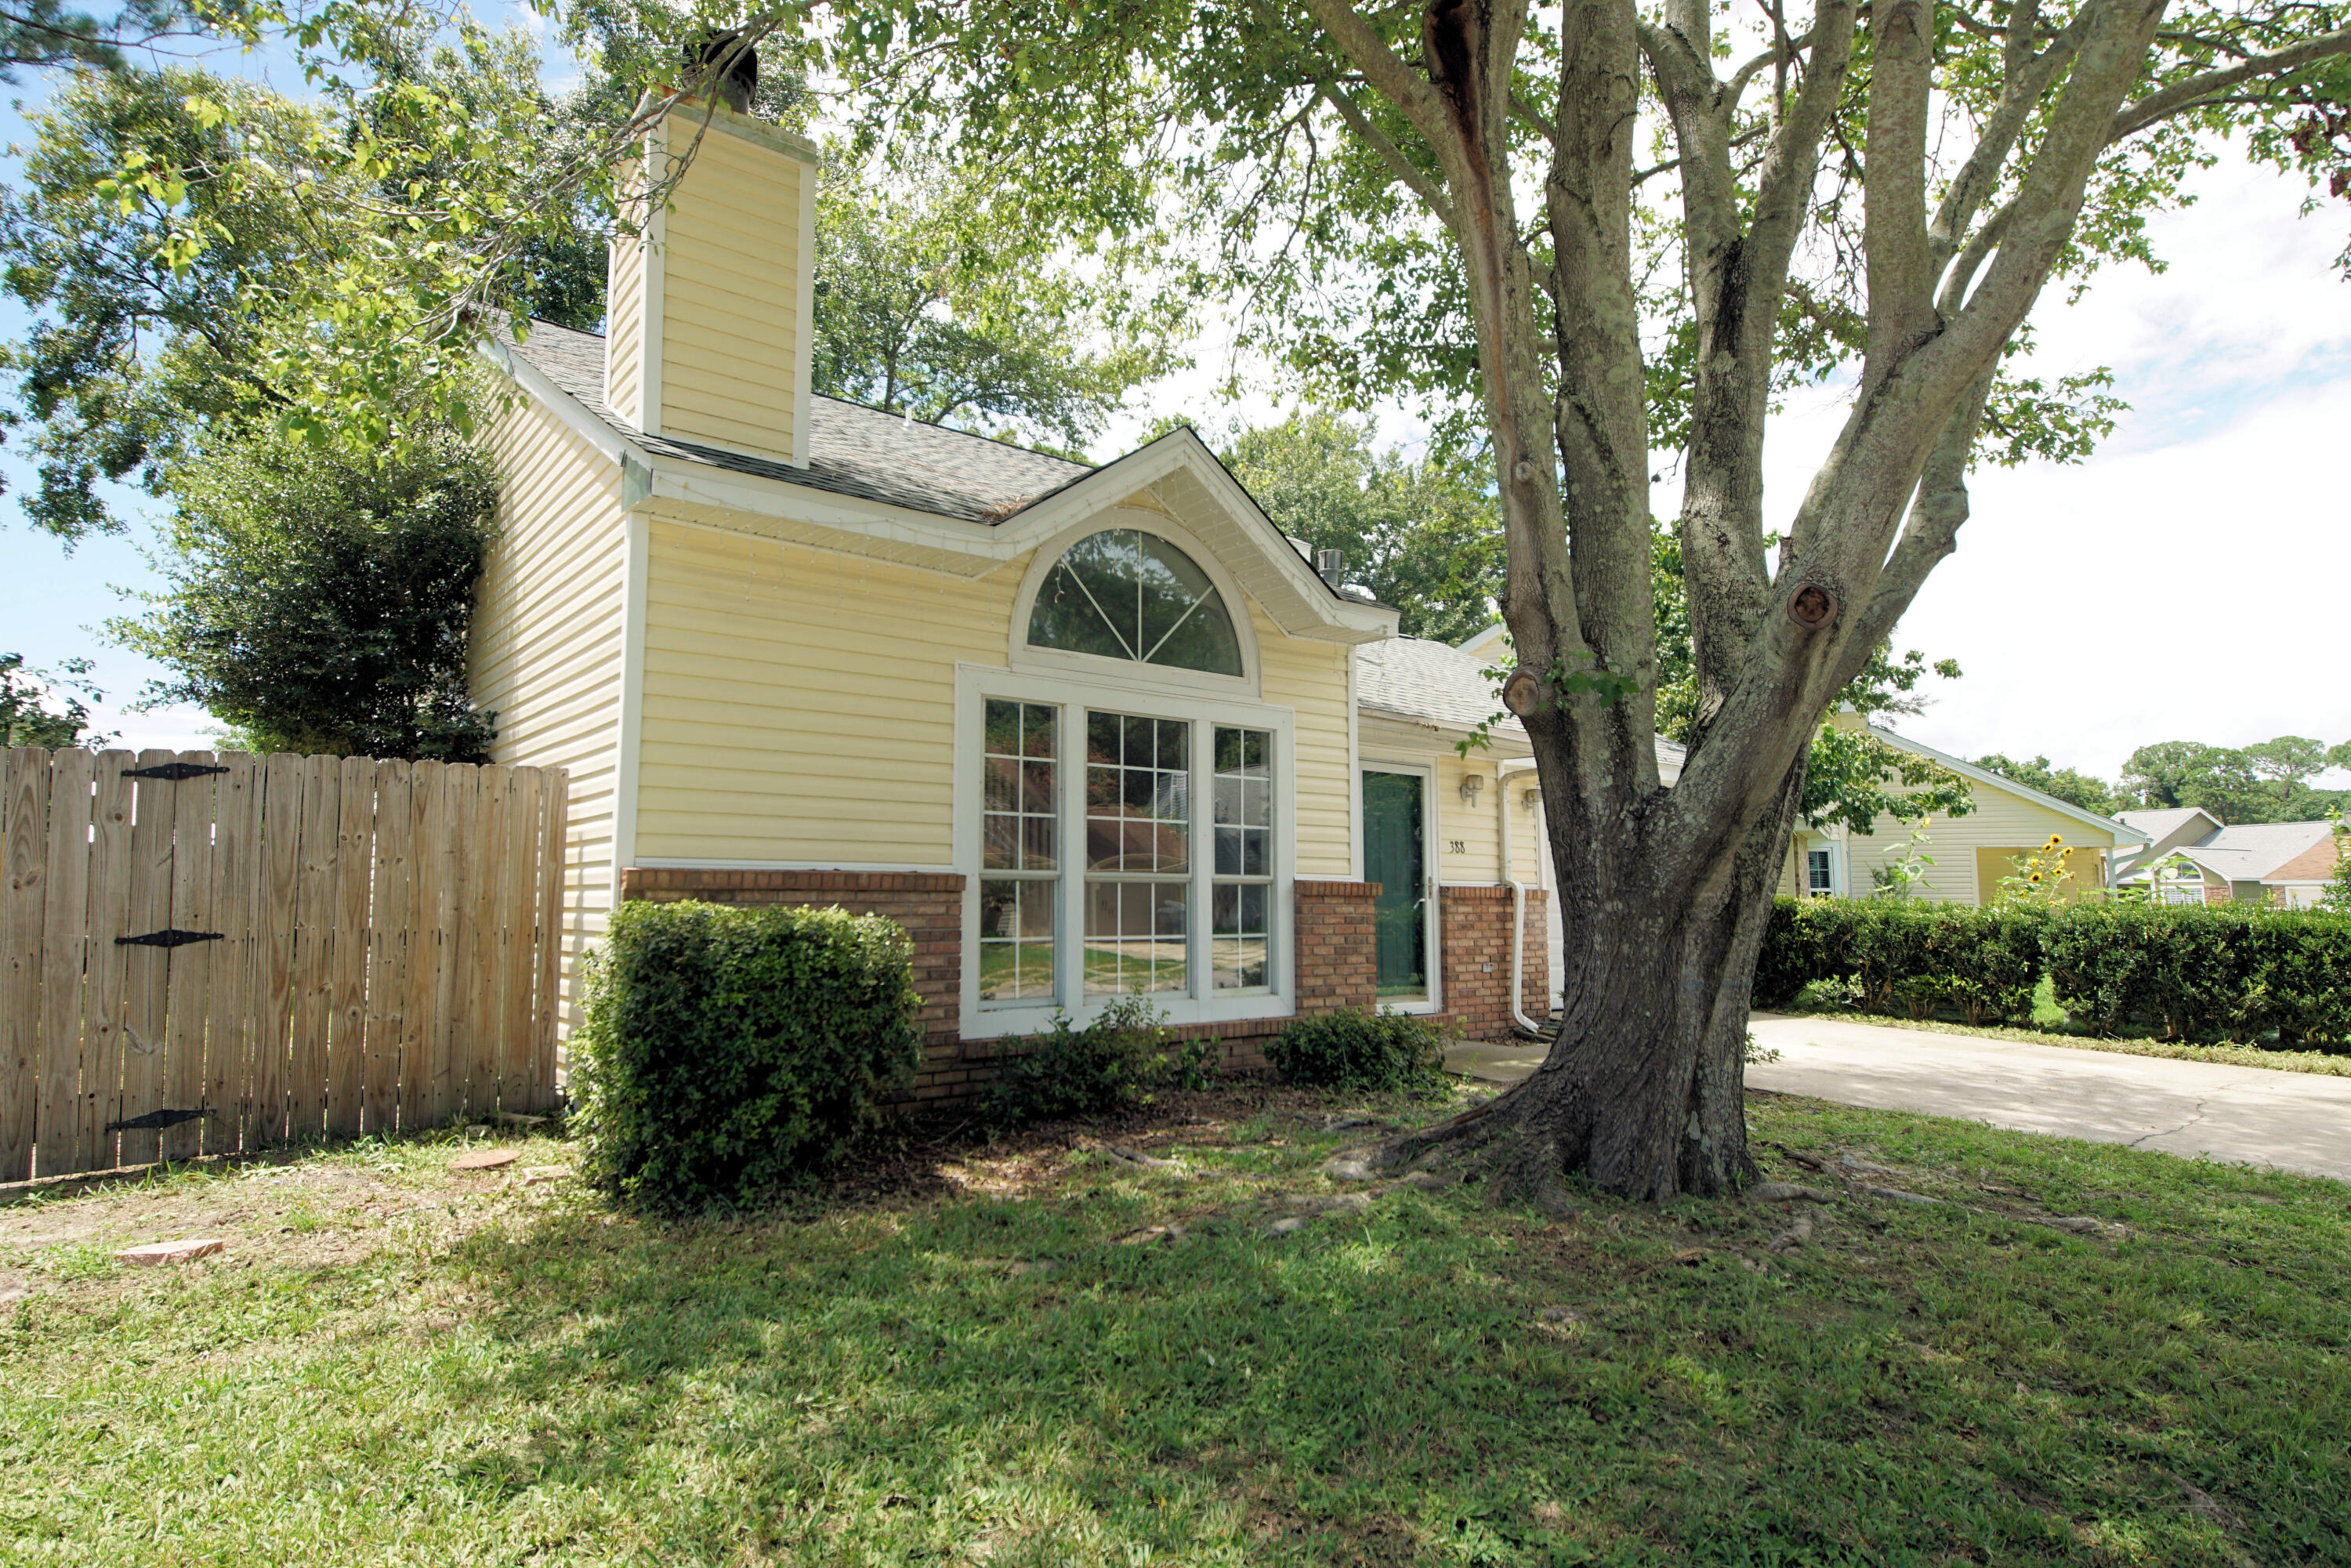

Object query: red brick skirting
[1438,885,1551,1042]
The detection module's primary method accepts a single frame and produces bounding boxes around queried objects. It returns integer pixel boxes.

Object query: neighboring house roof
[1867,726,2151,846]
[503,319,1092,524]
[2117,807,2219,844]
[2152,820,2337,885]
[1355,636,1688,773]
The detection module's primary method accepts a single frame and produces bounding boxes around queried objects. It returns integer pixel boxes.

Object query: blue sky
[3,50,2347,788]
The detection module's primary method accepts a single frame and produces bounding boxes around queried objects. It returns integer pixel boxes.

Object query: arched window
[1026,529,1244,677]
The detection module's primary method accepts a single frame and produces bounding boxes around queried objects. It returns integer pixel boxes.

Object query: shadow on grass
[423,1108,2351,1568]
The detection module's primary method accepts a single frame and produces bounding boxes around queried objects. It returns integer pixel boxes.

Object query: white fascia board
[1869,725,2152,846]
[638,456,1012,560]
[481,337,634,466]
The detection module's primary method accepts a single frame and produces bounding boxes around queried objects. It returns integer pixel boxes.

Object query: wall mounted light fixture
[1458,774,1484,807]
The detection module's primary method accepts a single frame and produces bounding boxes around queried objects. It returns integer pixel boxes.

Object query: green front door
[1362,770,1429,999]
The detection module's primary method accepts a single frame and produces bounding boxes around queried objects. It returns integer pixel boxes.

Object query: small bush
[1266,1008,1453,1094]
[571,900,923,1212]
[983,999,1212,1126]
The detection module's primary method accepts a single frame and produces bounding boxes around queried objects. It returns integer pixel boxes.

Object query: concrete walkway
[1446,1014,2351,1182]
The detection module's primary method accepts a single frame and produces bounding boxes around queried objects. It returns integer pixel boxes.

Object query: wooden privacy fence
[1,748,570,1183]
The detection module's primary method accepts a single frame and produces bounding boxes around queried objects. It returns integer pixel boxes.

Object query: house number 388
[1447,839,1467,856]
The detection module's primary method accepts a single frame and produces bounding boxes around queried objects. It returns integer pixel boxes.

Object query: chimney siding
[606,104,818,466]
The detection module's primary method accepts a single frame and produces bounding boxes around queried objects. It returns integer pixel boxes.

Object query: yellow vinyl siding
[1823,783,2120,904]
[603,223,647,428]
[472,395,629,1030]
[1435,756,1498,882]
[655,128,803,461]
[635,521,1006,864]
[633,516,1364,874]
[1254,604,1351,878]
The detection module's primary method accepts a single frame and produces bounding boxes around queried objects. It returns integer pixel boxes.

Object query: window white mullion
[1059,702,1083,1014]
[1190,719,1211,999]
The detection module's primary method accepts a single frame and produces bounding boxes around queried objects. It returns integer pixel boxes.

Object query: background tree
[0,68,321,541]
[2118,738,2348,824]
[110,425,499,761]
[0,0,194,77]
[811,153,1185,454]
[0,651,104,745]
[1973,754,2119,815]
[1212,408,1502,641]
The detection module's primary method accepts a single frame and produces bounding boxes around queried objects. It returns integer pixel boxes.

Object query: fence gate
[1,748,569,1182]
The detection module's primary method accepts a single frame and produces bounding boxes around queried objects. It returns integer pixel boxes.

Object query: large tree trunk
[1387,757,1801,1202]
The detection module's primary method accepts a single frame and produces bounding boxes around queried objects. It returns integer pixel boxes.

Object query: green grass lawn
[2,1086,2346,1566]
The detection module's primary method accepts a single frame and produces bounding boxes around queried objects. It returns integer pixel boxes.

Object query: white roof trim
[1868,726,2151,846]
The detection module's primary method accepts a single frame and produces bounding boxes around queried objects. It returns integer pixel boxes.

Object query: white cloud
[1737,157,2351,784]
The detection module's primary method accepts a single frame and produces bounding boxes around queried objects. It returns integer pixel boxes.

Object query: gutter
[1498,758,1546,1037]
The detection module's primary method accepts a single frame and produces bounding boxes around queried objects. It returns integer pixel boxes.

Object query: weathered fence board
[0,748,568,1182]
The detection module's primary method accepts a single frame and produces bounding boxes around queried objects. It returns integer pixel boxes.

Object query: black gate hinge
[116,928,226,950]
[122,762,230,782]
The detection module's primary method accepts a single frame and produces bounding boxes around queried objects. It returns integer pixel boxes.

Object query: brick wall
[1295,879,1380,1017]
[1437,885,1551,1041]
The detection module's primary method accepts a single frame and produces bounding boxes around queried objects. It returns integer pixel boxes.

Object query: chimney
[604,41,819,467]
[1316,548,1344,588]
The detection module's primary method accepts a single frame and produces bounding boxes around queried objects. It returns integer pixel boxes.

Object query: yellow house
[466,90,1563,1095]
[1780,722,2150,904]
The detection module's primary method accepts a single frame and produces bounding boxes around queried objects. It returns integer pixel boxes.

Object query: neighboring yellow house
[465,91,1559,1095]
[1780,720,2150,904]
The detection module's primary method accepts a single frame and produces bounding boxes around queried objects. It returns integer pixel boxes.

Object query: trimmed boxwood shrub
[1266,1008,1453,1094]
[571,900,923,1211]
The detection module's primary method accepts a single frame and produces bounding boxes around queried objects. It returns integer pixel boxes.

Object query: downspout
[1498,758,1545,1037]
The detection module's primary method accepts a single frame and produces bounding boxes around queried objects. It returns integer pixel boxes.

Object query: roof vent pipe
[1315,548,1343,588]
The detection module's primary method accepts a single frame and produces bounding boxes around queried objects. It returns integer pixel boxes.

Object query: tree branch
[2109,25,2351,141]
[1315,79,1458,226]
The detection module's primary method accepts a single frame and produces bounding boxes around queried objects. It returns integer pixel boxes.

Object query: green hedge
[1756,896,2351,1047]
[2042,903,2351,1046]
[571,900,923,1211]
[1753,898,2043,1023]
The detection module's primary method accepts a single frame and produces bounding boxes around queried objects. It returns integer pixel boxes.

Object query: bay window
[961,676,1292,1030]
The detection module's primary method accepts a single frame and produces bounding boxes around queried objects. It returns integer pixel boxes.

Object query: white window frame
[1359,759,1443,1016]
[1005,513,1265,701]
[955,661,1297,1038]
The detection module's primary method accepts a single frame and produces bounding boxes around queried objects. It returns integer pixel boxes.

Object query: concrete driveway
[1446,1014,2351,1182]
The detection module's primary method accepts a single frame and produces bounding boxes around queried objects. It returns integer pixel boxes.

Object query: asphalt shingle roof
[2170,820,2337,882]
[2117,807,2215,844]
[1354,636,1687,770]
[504,319,1094,523]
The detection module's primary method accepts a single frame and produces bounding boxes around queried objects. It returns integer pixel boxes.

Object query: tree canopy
[110,424,501,761]
[1973,753,2121,815]
[1212,408,1504,642]
[0,651,104,746]
[811,152,1185,454]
